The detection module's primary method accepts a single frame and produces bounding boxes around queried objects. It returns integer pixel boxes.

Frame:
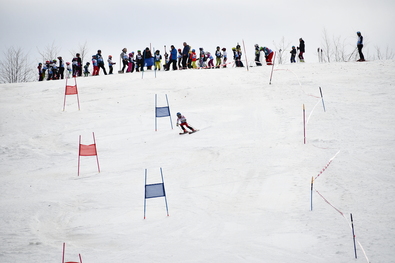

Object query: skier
[107,55,116,74]
[177,48,183,69]
[92,55,99,76]
[233,45,244,67]
[297,38,305,62]
[120,48,128,73]
[51,59,58,79]
[182,42,190,69]
[37,63,44,81]
[215,46,222,68]
[222,48,227,68]
[254,44,262,66]
[143,47,154,70]
[96,50,107,75]
[84,62,90,77]
[262,47,274,65]
[135,50,144,72]
[190,49,197,69]
[207,52,214,68]
[165,45,178,71]
[57,56,65,79]
[199,47,206,68]
[127,52,135,73]
[176,112,196,134]
[154,50,162,70]
[72,53,82,77]
[66,62,72,78]
[290,46,296,63]
[356,31,365,62]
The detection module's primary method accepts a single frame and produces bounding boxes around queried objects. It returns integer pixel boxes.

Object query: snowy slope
[0,61,394,262]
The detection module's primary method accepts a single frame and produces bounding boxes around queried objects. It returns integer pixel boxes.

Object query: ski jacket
[177,115,187,124]
[357,35,363,45]
[170,48,178,60]
[72,57,81,66]
[135,53,143,62]
[215,50,222,58]
[96,53,104,65]
[263,47,273,56]
[182,45,190,56]
[154,54,162,62]
[121,52,128,61]
[59,59,64,68]
[299,40,305,52]
[91,58,97,67]
[108,58,115,66]
[190,52,197,61]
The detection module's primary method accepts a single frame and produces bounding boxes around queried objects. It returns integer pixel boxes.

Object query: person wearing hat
[37,63,44,81]
[120,48,128,73]
[356,31,365,62]
[290,46,297,63]
[254,44,262,66]
[222,48,227,67]
[107,55,116,74]
[135,50,144,72]
[72,53,82,77]
[96,50,107,75]
[297,38,305,62]
[57,56,65,79]
[215,46,222,68]
[190,49,197,69]
[165,45,178,71]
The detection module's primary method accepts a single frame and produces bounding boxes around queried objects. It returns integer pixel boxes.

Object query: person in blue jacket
[165,45,178,71]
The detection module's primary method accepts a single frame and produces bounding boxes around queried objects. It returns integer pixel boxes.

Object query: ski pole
[348,48,357,61]
[242,39,249,71]
[269,51,276,85]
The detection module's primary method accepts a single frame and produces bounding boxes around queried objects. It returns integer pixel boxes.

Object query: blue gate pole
[155,94,158,131]
[160,167,169,216]
[165,94,173,129]
[144,169,147,219]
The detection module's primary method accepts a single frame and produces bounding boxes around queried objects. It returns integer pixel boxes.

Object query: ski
[179,132,189,135]
[189,130,199,134]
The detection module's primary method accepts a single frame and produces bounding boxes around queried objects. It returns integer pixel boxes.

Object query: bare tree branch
[0,47,34,83]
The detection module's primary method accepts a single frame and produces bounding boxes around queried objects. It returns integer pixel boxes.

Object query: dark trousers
[182,55,188,69]
[98,63,107,75]
[166,59,177,70]
[59,67,65,79]
[255,54,262,66]
[357,44,365,60]
[122,60,128,72]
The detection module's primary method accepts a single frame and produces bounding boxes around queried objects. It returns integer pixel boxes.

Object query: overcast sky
[1,0,394,64]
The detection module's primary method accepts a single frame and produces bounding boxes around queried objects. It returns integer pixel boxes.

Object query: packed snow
[1,60,394,262]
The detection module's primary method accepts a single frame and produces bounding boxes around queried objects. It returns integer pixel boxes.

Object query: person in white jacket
[176,112,196,134]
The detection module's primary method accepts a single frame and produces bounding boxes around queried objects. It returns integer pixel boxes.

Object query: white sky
[0,0,394,64]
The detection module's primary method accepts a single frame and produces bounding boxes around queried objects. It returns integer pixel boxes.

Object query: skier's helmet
[177,112,181,116]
